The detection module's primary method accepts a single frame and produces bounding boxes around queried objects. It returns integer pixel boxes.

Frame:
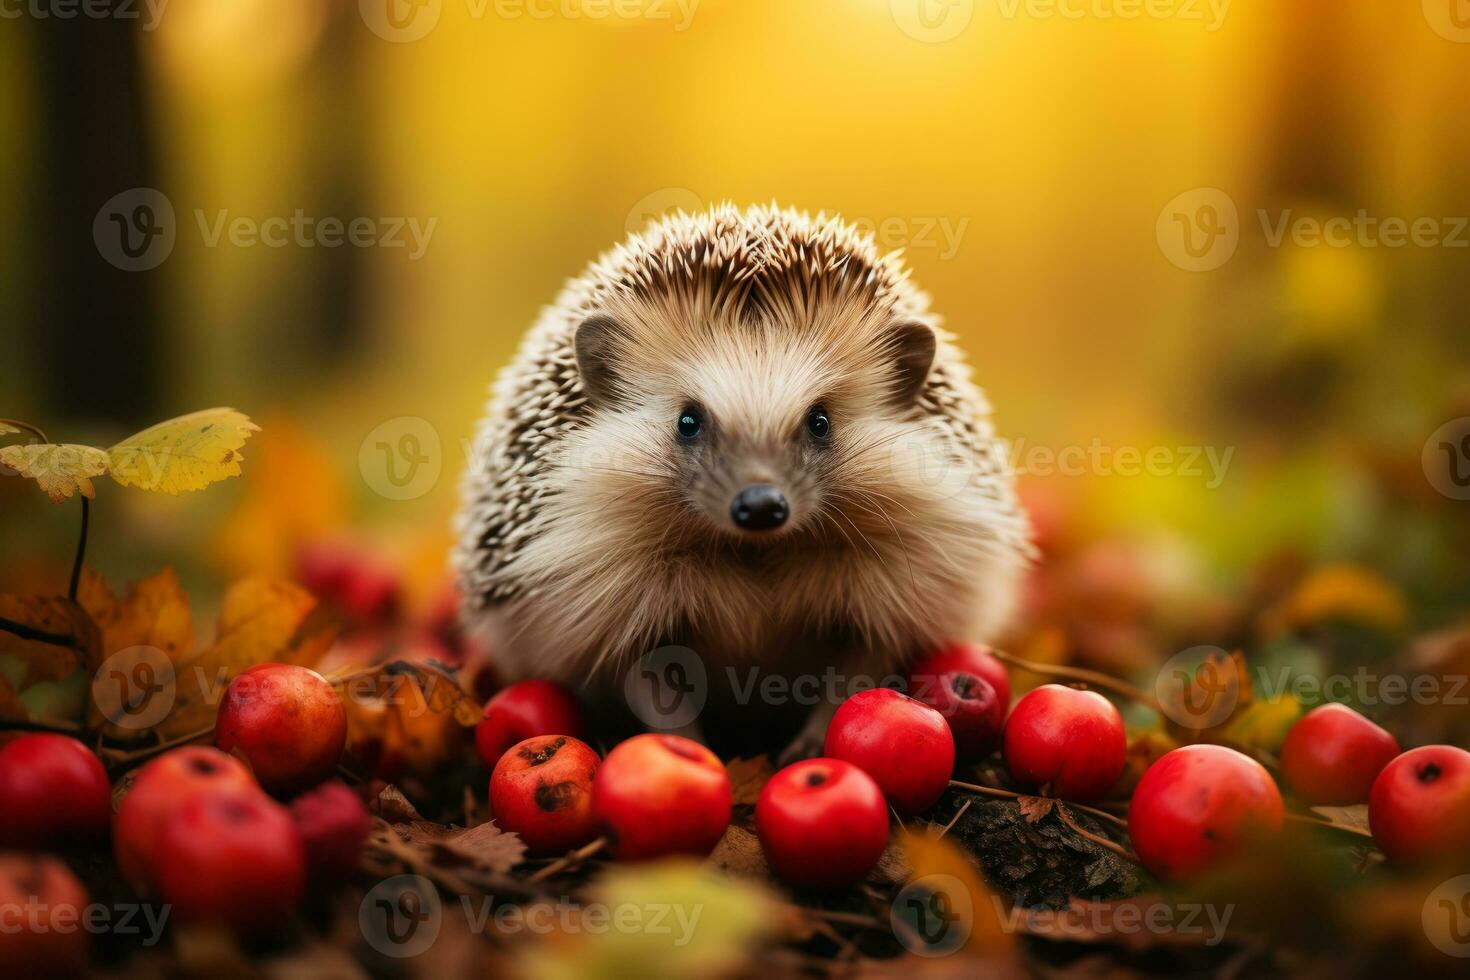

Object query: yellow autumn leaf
[0,443,111,502]
[107,408,259,494]
[897,827,1014,957]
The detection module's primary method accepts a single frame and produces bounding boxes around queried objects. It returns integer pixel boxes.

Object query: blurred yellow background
[3,0,1468,615]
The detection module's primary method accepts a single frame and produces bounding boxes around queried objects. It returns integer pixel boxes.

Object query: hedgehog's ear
[880,319,936,405]
[575,314,630,405]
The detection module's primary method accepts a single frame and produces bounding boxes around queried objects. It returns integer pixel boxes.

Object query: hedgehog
[455,203,1031,760]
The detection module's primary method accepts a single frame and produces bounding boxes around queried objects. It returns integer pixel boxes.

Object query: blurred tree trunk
[34,8,160,427]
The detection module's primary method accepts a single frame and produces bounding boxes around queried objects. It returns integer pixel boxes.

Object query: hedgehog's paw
[777,707,833,766]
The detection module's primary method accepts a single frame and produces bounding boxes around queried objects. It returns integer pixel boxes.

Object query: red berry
[153,789,306,932]
[475,680,585,766]
[1368,745,1470,864]
[490,735,601,856]
[591,734,732,860]
[0,734,111,848]
[910,642,1011,713]
[1128,744,1284,880]
[1002,685,1125,801]
[114,747,257,891]
[215,663,347,794]
[289,781,372,880]
[824,688,955,814]
[916,671,1005,759]
[0,853,90,974]
[755,758,890,887]
[1279,703,1400,805]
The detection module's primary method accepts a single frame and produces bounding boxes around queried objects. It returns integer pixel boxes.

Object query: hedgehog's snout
[730,484,789,532]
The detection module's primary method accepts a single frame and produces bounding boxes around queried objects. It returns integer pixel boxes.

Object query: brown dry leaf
[726,755,776,806]
[372,784,424,823]
[1159,647,1252,740]
[432,820,527,874]
[1017,796,1056,823]
[77,567,194,660]
[1309,804,1372,838]
[154,578,329,740]
[0,594,100,686]
[707,824,771,878]
[339,660,477,780]
[1011,895,1237,951]
[0,443,110,502]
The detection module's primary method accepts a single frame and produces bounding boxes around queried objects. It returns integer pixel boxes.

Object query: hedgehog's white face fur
[457,204,1030,687]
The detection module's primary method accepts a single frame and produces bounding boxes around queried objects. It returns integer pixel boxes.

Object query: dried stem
[989,647,1162,713]
[527,836,608,884]
[948,779,1129,830]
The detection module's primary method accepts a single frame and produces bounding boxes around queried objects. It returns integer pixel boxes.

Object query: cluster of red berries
[0,664,370,968]
[478,644,1470,888]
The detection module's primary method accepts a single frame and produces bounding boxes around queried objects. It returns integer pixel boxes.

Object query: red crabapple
[824,688,955,814]
[153,789,306,932]
[1279,703,1399,805]
[289,781,373,880]
[490,735,601,855]
[1128,744,1284,880]
[114,746,257,891]
[591,734,732,860]
[755,758,890,887]
[916,671,1005,759]
[0,734,111,848]
[1002,684,1125,801]
[215,663,347,794]
[475,680,585,767]
[1368,744,1470,864]
[910,642,1011,713]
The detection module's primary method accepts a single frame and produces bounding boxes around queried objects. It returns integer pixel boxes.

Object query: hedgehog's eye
[676,406,703,441]
[806,406,831,441]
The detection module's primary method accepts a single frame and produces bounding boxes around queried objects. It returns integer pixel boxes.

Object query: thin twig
[0,616,76,646]
[68,497,89,601]
[796,907,888,930]
[0,716,83,735]
[0,419,48,442]
[526,836,608,884]
[1055,804,1140,864]
[936,798,973,839]
[988,647,1162,712]
[100,726,215,771]
[948,779,1129,830]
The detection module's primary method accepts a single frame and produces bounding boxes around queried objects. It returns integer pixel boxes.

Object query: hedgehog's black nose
[731,485,789,531]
